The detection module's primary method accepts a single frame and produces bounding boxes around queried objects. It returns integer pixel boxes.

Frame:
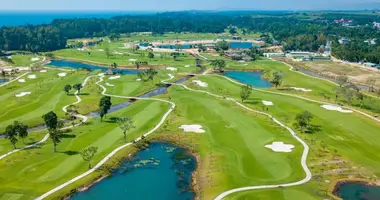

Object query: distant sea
[0,11,156,27]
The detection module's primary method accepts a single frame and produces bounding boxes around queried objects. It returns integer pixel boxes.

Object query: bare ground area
[301,61,380,89]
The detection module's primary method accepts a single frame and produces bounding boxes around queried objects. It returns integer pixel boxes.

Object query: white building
[373,22,380,29]
[263,53,285,58]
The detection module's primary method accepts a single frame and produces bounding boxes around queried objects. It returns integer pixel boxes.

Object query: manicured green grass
[0,100,170,199]
[184,75,380,199]
[53,48,201,73]
[152,86,305,199]
[1,54,43,67]
[0,70,86,132]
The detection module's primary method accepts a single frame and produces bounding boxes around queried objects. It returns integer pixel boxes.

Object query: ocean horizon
[0,11,157,27]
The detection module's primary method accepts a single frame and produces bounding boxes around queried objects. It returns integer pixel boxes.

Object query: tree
[240,84,252,102]
[99,96,112,121]
[271,72,283,88]
[356,92,365,108]
[80,146,98,169]
[5,123,19,149]
[210,59,226,72]
[108,33,120,41]
[104,47,111,59]
[42,111,63,152]
[73,84,83,94]
[111,62,118,69]
[148,52,154,60]
[42,111,58,130]
[337,75,348,87]
[294,111,313,133]
[215,41,229,52]
[50,128,63,152]
[146,68,158,83]
[198,44,207,52]
[63,84,72,95]
[13,121,28,144]
[229,27,237,35]
[116,117,135,143]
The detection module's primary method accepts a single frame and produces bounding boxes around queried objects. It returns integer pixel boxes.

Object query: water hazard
[70,142,196,200]
[224,71,272,88]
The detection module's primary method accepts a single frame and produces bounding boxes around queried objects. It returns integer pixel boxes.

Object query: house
[338,38,350,45]
[287,51,314,58]
[373,22,380,29]
[263,53,285,58]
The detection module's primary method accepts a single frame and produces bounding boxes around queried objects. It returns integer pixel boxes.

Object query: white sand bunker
[168,74,174,79]
[105,83,114,87]
[291,87,312,92]
[31,57,40,61]
[136,78,141,81]
[321,105,353,113]
[179,125,205,133]
[109,75,120,80]
[15,92,31,97]
[98,73,105,77]
[184,65,190,68]
[27,74,36,79]
[113,52,123,55]
[265,142,295,153]
[192,80,208,87]
[166,67,177,71]
[262,100,274,106]
[40,70,47,73]
[128,59,137,62]
[58,72,67,77]
[18,79,26,83]
[97,49,104,52]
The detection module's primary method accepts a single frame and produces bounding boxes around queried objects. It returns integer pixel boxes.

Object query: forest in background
[0,11,379,63]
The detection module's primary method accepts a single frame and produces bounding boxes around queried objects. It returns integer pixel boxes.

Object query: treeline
[0,25,66,52]
[0,11,379,62]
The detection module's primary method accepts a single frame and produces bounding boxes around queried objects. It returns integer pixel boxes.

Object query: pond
[0,79,9,84]
[229,42,257,49]
[334,182,380,200]
[224,71,272,88]
[70,142,196,200]
[46,60,138,75]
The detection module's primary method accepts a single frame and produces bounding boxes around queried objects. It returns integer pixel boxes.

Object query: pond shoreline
[329,178,380,200]
[62,141,198,200]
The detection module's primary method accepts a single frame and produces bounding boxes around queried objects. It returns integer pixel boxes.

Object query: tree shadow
[61,150,79,155]
[305,124,322,134]
[104,117,118,123]
[67,93,90,96]
[61,134,77,139]
[244,98,262,105]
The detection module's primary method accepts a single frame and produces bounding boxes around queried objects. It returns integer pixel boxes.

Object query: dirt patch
[304,61,380,89]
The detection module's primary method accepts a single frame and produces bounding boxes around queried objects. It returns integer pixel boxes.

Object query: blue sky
[1,0,378,11]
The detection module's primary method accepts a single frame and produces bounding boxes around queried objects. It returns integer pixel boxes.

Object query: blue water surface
[335,182,380,200]
[70,142,196,200]
[229,42,255,49]
[0,11,156,27]
[46,60,138,75]
[0,79,9,84]
[224,71,271,88]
